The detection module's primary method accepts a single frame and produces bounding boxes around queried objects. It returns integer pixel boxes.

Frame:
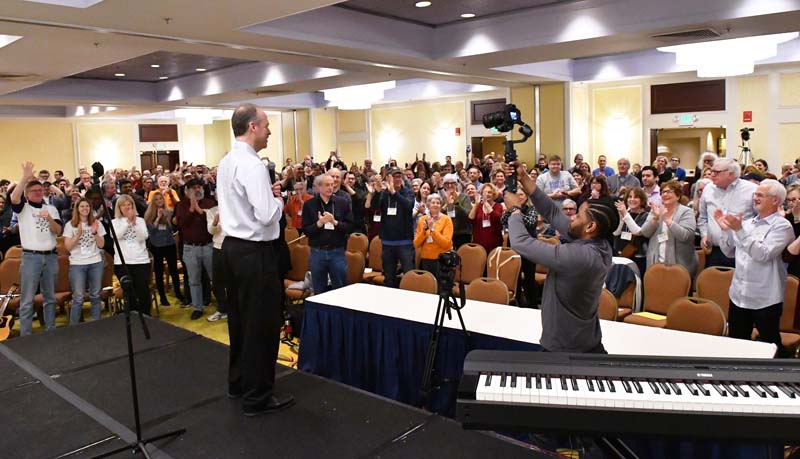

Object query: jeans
[211,247,227,314]
[19,252,58,336]
[381,243,415,288]
[310,247,347,295]
[183,243,214,311]
[69,260,104,324]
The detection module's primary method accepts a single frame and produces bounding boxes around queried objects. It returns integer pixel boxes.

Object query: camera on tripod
[740,127,754,142]
[437,250,460,295]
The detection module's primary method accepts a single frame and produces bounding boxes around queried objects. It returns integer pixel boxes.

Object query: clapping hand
[650,204,664,220]
[386,178,395,194]
[125,207,137,224]
[21,161,35,182]
[90,220,99,234]
[615,200,627,218]
[272,182,281,197]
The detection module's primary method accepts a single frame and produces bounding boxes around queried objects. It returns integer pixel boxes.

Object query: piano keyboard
[457,350,800,441]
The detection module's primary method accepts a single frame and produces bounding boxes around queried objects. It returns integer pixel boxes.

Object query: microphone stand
[87,194,185,459]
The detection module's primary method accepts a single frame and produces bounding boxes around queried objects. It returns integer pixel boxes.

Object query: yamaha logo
[697,372,713,378]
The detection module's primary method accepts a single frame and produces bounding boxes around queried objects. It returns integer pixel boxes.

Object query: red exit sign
[743,111,752,123]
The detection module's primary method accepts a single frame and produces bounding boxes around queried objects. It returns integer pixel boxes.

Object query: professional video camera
[480,104,533,193]
[436,250,460,295]
[739,127,755,165]
[740,126,754,142]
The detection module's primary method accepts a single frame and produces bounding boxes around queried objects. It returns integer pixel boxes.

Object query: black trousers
[150,244,181,300]
[114,263,151,316]
[517,257,538,308]
[707,246,735,269]
[211,247,227,314]
[729,300,783,357]
[223,237,282,410]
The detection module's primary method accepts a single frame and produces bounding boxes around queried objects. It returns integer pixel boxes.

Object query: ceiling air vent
[652,28,720,40]
[0,73,38,81]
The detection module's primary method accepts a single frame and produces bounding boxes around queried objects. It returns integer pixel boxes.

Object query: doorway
[650,128,725,180]
[470,136,506,159]
[140,150,179,173]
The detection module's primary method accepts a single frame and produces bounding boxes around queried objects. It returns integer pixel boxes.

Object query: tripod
[87,197,185,459]
[418,277,470,411]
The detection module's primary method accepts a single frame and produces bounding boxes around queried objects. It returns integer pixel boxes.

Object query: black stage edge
[2,316,540,458]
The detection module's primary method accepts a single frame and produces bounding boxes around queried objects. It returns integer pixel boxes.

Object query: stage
[0,315,546,458]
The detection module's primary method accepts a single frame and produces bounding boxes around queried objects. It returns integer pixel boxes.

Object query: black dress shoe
[160,297,170,306]
[226,390,242,399]
[243,393,295,417]
[190,310,203,320]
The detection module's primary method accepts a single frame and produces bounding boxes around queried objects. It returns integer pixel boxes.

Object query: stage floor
[0,315,545,458]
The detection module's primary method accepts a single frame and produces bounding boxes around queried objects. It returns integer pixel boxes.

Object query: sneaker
[207,311,227,322]
[190,310,203,320]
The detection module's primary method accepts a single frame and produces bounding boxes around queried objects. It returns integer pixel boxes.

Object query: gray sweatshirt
[508,187,612,352]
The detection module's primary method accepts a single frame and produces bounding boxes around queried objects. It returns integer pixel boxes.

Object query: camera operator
[503,163,618,353]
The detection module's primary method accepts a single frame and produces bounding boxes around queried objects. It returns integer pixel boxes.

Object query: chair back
[56,255,71,292]
[643,263,691,315]
[0,257,21,292]
[695,249,706,277]
[665,297,727,336]
[537,235,561,245]
[399,270,437,295]
[345,250,365,285]
[102,253,114,289]
[286,244,311,282]
[782,275,799,332]
[284,227,300,244]
[368,236,383,271]
[5,246,22,259]
[486,247,522,297]
[465,277,509,305]
[598,288,618,321]
[455,243,487,284]
[346,233,369,258]
[695,266,734,319]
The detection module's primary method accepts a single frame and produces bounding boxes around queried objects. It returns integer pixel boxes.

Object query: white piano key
[476,374,488,401]
[512,375,528,404]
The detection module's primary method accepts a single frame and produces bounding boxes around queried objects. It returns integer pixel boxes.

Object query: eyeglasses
[660,189,676,195]
[562,207,577,212]
[788,197,800,202]
[709,169,727,175]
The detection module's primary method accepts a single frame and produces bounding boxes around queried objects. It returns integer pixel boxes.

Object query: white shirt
[13,201,59,251]
[720,212,794,310]
[536,171,577,197]
[205,206,226,249]
[217,140,283,242]
[698,178,757,245]
[63,221,106,265]
[111,217,150,265]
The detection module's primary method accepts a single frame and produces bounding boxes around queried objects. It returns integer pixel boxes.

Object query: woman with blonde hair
[112,194,152,315]
[413,193,453,276]
[63,197,106,324]
[653,155,674,184]
[144,191,184,306]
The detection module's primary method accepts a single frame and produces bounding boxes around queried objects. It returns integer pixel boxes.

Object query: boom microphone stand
[86,166,185,459]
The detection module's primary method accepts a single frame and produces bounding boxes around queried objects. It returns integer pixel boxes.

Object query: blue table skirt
[298,299,784,458]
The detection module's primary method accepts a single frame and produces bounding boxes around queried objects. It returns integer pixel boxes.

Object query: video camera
[740,127,754,142]
[437,250,460,296]
[482,104,522,133]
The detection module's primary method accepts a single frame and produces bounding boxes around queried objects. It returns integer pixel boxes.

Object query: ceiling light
[415,1,431,7]
[460,13,476,18]
[159,76,168,80]
[658,32,799,78]
[150,64,160,68]
[323,81,396,110]
[114,73,125,77]
[195,68,206,72]
[0,34,22,49]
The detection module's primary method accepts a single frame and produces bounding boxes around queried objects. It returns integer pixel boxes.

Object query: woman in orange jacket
[413,193,453,276]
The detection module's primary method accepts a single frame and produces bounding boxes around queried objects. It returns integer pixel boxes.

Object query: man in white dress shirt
[217,104,294,416]
[717,179,793,357]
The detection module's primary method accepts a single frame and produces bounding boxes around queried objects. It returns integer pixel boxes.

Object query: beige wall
[203,119,232,166]
[510,86,535,165]
[77,122,137,173]
[295,109,310,162]
[0,120,75,178]
[181,124,206,165]
[736,75,769,160]
[338,110,367,133]
[591,85,642,170]
[310,107,336,161]
[540,83,566,158]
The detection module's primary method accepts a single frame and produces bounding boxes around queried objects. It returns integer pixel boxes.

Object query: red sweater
[468,202,504,254]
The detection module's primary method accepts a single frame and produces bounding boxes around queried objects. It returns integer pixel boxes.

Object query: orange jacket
[413,214,453,260]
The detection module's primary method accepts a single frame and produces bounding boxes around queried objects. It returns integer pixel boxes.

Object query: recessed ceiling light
[159,76,168,80]
[415,1,431,7]
[460,13,476,18]
[150,64,160,68]
[195,68,206,72]
[114,73,125,77]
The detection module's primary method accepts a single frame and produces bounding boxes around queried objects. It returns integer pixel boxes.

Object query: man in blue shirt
[670,156,687,182]
[592,155,615,177]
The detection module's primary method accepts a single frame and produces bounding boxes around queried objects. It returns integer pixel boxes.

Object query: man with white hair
[718,179,794,357]
[698,157,756,268]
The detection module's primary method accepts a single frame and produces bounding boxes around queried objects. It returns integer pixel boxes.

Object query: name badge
[426,235,433,243]
[658,233,669,243]
[324,222,334,230]
[447,210,456,218]
[158,224,167,230]
[373,214,382,222]
[297,210,302,216]
[482,219,491,228]
[387,207,397,216]
[620,231,632,241]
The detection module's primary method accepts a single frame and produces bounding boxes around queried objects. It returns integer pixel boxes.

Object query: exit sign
[678,114,695,126]
[743,111,753,122]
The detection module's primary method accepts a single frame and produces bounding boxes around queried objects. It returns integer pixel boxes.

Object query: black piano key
[632,380,643,394]
[683,381,699,396]
[785,383,800,397]
[696,383,710,396]
[648,380,660,395]
[711,382,727,397]
[657,381,670,395]
[733,383,749,397]
[484,374,492,387]
[750,383,767,398]
[545,376,552,390]
[621,379,632,393]
[606,379,616,393]
[726,383,741,397]
[587,378,595,392]
[535,374,542,390]
[510,374,517,388]
[560,376,567,391]
[500,374,507,388]
[526,375,532,389]
[570,377,578,392]
[777,384,796,399]
[760,384,778,398]
[596,378,605,392]
[667,381,681,395]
